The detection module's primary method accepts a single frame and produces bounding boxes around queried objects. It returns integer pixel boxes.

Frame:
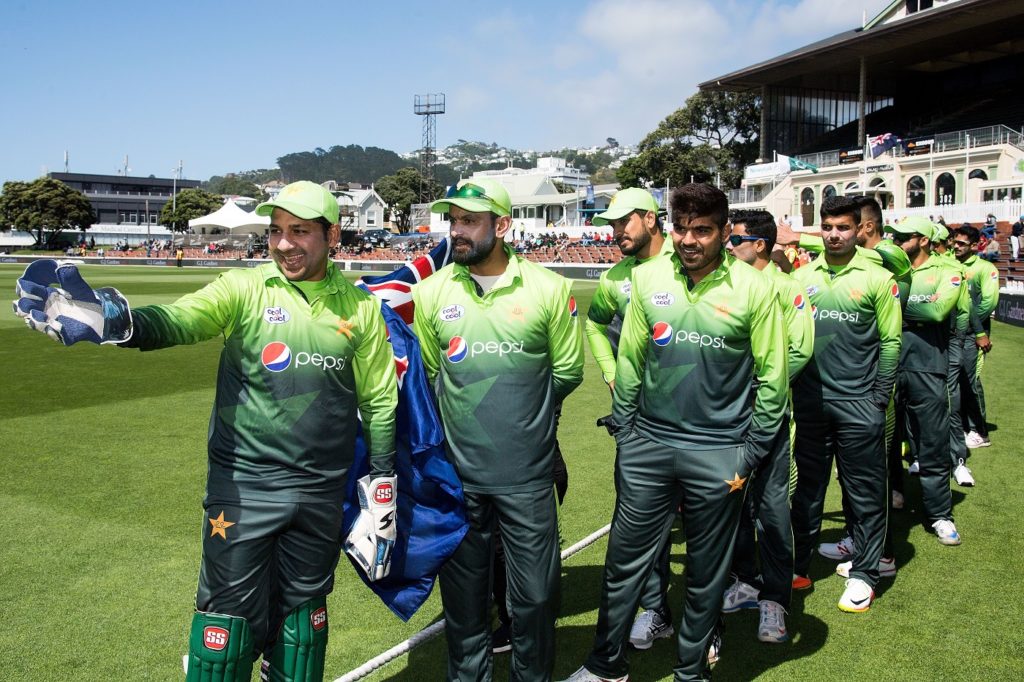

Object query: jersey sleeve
[799,234,825,253]
[977,266,1000,323]
[744,286,788,468]
[779,280,814,381]
[353,296,398,476]
[871,275,903,406]
[122,271,240,350]
[548,279,585,402]
[611,280,650,433]
[412,284,441,383]
[585,273,619,384]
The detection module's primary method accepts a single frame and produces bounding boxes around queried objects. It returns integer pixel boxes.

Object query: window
[119,212,127,224]
[823,185,837,201]
[935,172,955,205]
[129,213,138,223]
[907,176,926,208]
[150,215,158,224]
[366,210,377,226]
[526,206,536,219]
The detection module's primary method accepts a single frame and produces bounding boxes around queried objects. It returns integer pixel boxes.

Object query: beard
[452,230,497,266]
[618,229,650,257]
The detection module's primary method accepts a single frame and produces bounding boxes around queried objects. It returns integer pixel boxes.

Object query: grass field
[1,263,1022,681]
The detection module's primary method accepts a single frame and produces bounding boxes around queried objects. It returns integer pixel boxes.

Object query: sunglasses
[446,183,493,202]
[727,235,763,247]
[952,240,972,247]
[889,233,920,244]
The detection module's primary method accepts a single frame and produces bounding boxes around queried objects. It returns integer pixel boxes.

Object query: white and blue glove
[12,259,132,345]
[345,475,397,581]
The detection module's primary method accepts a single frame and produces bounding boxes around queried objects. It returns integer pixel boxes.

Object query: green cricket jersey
[585,238,674,384]
[763,262,815,382]
[611,251,788,467]
[960,254,1000,334]
[123,262,397,500]
[799,234,912,307]
[793,251,902,405]
[412,245,584,494]
[901,254,970,374]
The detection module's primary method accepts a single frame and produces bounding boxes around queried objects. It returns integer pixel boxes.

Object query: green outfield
[1,263,1021,681]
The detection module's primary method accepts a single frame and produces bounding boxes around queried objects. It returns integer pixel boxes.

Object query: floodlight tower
[414,93,445,202]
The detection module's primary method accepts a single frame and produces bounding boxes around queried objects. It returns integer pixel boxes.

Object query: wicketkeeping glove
[344,475,397,582]
[12,259,132,345]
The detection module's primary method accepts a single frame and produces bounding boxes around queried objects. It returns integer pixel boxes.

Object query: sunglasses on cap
[727,235,763,247]
[446,183,494,202]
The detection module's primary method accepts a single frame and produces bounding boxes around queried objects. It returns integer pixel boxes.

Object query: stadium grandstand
[699,0,1024,284]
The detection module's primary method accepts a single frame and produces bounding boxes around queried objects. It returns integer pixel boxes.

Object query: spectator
[1011,215,1023,261]
[980,235,1001,262]
[981,214,997,240]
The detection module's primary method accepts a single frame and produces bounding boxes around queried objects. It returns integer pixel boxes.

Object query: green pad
[186,611,254,682]
[263,597,329,682]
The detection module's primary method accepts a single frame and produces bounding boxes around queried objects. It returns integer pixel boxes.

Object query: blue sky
[0,0,887,185]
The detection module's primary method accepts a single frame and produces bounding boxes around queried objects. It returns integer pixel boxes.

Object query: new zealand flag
[869,132,902,159]
[357,239,453,324]
[343,238,466,621]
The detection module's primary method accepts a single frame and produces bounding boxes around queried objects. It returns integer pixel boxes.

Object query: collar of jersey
[960,253,978,267]
[451,243,522,292]
[669,248,733,288]
[260,260,344,297]
[810,249,869,275]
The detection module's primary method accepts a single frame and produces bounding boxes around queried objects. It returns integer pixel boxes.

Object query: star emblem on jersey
[208,511,235,539]
[724,473,747,493]
[849,288,863,302]
[714,303,733,318]
[336,317,355,338]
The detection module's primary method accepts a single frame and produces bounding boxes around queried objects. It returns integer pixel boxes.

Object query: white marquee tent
[188,200,270,234]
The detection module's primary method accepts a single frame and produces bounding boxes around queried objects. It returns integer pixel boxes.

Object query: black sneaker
[492,622,511,654]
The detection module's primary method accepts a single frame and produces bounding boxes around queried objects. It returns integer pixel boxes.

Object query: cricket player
[952,225,999,449]
[412,177,584,681]
[12,181,399,681]
[584,187,676,651]
[790,195,902,613]
[564,184,788,682]
[886,216,969,546]
[720,209,813,643]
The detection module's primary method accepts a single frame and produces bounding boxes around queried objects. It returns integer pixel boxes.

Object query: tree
[617,91,760,190]
[0,177,95,248]
[159,188,223,234]
[376,167,442,233]
[204,175,266,201]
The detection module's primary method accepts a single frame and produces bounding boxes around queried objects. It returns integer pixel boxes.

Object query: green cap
[256,181,339,224]
[431,178,511,217]
[932,223,949,241]
[884,215,935,240]
[592,188,659,226]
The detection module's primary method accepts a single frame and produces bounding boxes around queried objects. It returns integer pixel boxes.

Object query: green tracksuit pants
[960,337,989,438]
[732,414,794,608]
[948,335,970,467]
[897,370,954,524]
[585,432,748,682]
[197,496,344,656]
[440,487,560,682]
[791,396,887,587]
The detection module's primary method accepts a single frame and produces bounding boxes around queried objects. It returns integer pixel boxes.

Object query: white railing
[883,198,1024,225]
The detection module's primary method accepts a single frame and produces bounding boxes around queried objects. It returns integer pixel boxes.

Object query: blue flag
[869,132,901,159]
[343,301,467,621]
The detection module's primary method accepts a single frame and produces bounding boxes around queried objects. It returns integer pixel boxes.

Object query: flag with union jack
[869,132,902,158]
[357,239,453,324]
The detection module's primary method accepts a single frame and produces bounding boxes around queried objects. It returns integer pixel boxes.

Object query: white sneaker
[965,431,991,448]
[628,608,673,650]
[836,556,897,578]
[818,534,854,560]
[559,666,628,682]
[953,460,976,487]
[757,600,789,643]
[891,490,905,509]
[837,578,874,613]
[932,519,962,545]
[908,460,920,475]
[721,579,759,613]
[707,626,722,667]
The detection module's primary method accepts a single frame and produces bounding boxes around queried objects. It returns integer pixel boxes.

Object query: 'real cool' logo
[793,293,806,310]
[264,306,290,324]
[651,292,675,307]
[652,322,674,346]
[620,281,632,296]
[440,304,464,322]
[261,342,347,372]
[447,336,469,363]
